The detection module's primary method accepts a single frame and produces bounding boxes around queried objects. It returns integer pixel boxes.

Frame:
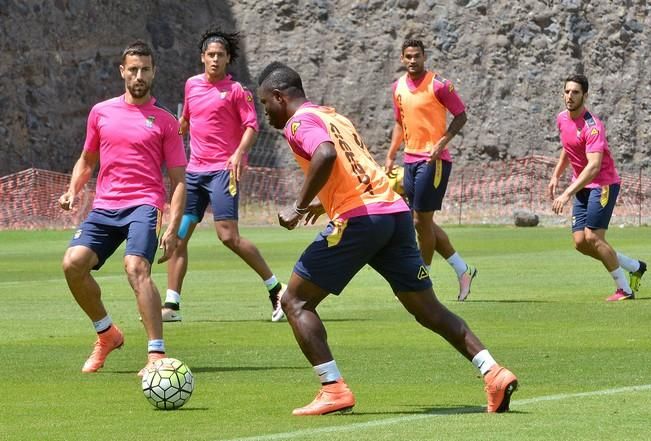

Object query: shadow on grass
[461,299,555,304]
[354,404,486,416]
[112,365,305,375]
[191,318,371,323]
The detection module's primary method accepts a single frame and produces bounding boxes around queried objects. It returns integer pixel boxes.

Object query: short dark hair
[121,40,155,66]
[401,39,425,55]
[257,62,305,97]
[565,74,589,93]
[199,27,240,62]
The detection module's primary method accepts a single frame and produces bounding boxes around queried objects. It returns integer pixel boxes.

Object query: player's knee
[123,258,151,285]
[219,233,240,250]
[62,250,90,278]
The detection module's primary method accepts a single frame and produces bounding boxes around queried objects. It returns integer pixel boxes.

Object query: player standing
[59,40,187,375]
[549,74,646,301]
[257,61,518,415]
[385,39,477,301]
[164,27,285,322]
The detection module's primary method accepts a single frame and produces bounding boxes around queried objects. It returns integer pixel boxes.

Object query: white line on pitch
[224,383,651,441]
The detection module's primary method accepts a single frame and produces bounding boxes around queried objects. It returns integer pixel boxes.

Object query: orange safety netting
[0,156,648,230]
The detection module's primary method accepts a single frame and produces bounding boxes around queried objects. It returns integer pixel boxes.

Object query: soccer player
[257,61,518,415]
[384,38,477,301]
[163,27,285,323]
[549,74,646,301]
[59,40,187,375]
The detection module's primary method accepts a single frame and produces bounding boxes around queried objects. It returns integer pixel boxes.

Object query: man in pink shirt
[163,28,285,323]
[549,74,646,301]
[385,39,477,301]
[59,40,187,375]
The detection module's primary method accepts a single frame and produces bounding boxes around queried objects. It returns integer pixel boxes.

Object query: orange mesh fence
[0,156,648,230]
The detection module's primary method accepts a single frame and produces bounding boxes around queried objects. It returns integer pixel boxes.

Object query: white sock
[92,315,112,333]
[148,339,165,353]
[472,349,497,375]
[313,360,341,383]
[610,267,632,293]
[446,252,467,278]
[263,275,279,291]
[616,252,640,273]
[165,289,181,305]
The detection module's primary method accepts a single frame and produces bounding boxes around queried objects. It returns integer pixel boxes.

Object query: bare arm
[429,111,467,162]
[228,126,258,181]
[385,122,404,172]
[178,116,189,136]
[58,150,99,210]
[548,149,569,199]
[279,142,337,230]
[157,166,187,263]
[552,151,602,215]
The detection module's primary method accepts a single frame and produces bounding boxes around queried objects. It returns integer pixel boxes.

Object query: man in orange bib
[257,61,517,416]
[385,38,477,301]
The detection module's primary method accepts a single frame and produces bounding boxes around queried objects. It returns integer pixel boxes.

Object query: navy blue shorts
[185,171,238,222]
[294,211,433,295]
[572,183,620,232]
[69,205,161,270]
[403,159,452,212]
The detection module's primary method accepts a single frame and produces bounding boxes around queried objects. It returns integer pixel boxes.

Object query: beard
[127,81,151,99]
[566,96,584,111]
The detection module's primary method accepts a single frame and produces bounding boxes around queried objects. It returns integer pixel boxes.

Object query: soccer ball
[141,357,194,410]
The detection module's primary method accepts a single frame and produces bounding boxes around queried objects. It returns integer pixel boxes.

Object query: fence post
[458,173,464,225]
[639,167,642,227]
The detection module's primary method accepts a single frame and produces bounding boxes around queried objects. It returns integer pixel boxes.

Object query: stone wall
[1,0,649,176]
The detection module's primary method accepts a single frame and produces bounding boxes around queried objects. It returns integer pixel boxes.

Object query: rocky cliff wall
[1,0,649,176]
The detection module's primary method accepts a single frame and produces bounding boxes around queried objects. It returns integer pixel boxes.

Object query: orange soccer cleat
[484,364,518,413]
[292,378,356,416]
[458,265,478,301]
[137,352,167,377]
[81,325,124,373]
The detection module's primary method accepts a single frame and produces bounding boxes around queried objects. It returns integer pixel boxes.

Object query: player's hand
[227,151,246,182]
[384,157,395,175]
[427,139,447,163]
[157,230,179,264]
[59,191,75,210]
[548,177,559,200]
[303,201,325,225]
[278,206,302,230]
[552,193,571,215]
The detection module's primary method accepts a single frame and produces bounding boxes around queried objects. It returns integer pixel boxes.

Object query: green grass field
[1,225,650,441]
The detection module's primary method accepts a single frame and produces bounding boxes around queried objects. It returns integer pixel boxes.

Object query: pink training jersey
[556,109,620,188]
[83,95,187,210]
[284,102,409,220]
[183,74,259,172]
[392,72,465,163]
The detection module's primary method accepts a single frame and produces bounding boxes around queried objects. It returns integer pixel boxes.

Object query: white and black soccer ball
[142,357,194,410]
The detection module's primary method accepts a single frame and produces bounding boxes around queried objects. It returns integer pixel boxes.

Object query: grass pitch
[1,225,650,440]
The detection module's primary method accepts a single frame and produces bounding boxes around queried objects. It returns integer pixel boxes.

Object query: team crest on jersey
[291,121,301,136]
[220,91,228,99]
[590,127,599,136]
[448,82,454,93]
[145,116,155,128]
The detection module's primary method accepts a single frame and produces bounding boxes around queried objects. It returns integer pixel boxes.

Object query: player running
[257,61,518,416]
[385,38,477,301]
[549,74,646,301]
[59,40,187,375]
[164,27,285,322]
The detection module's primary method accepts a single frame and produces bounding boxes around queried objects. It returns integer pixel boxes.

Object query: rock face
[2,0,651,176]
